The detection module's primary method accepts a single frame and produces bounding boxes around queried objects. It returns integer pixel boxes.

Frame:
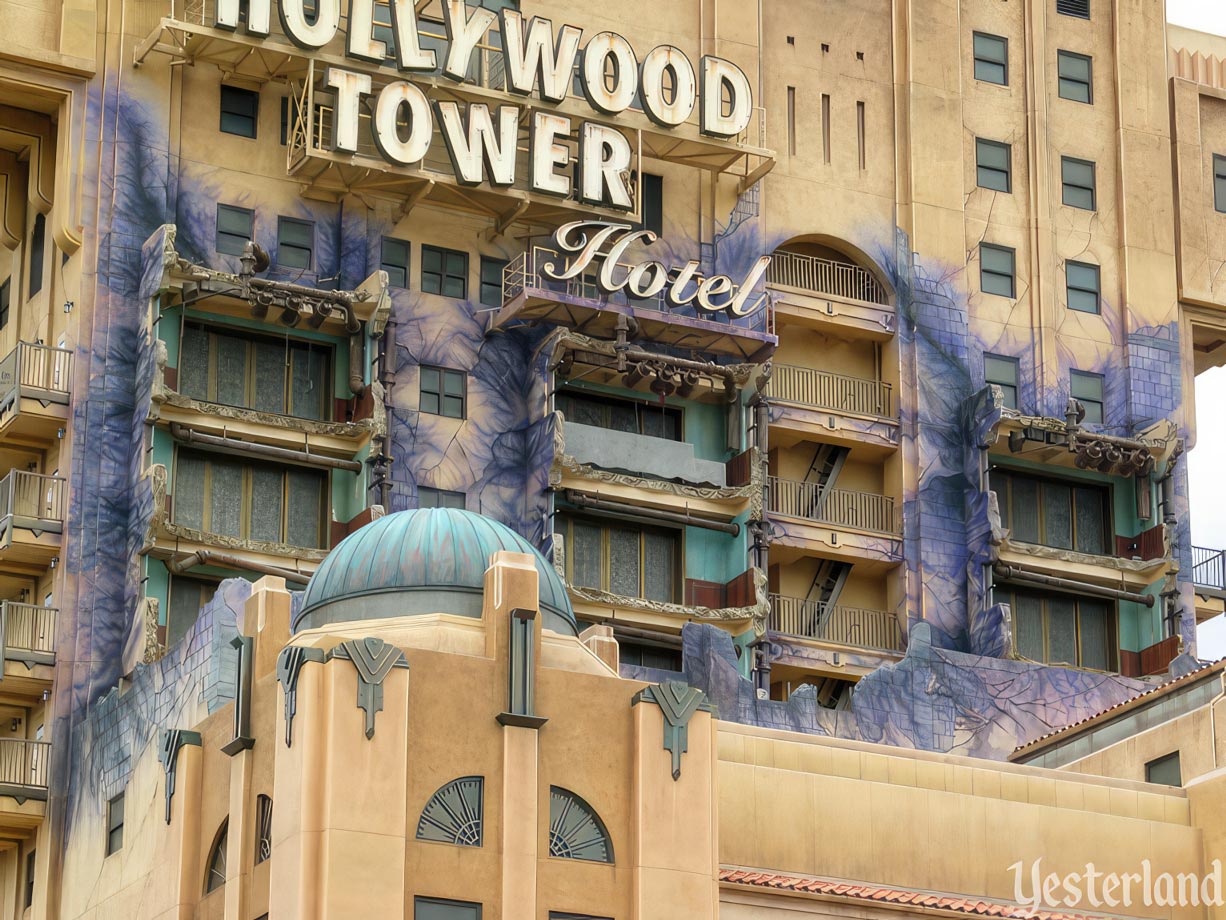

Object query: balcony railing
[0,342,72,412]
[768,364,894,419]
[0,471,66,527]
[503,243,670,312]
[0,739,50,799]
[768,477,898,534]
[767,250,889,306]
[0,602,56,665]
[768,593,904,652]
[1192,546,1226,595]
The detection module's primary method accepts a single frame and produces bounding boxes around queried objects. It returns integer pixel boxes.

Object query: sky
[1170,1,1226,658]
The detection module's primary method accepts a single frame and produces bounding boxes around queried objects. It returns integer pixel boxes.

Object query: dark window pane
[382,238,410,288]
[216,205,253,256]
[419,487,465,509]
[278,217,313,269]
[643,530,676,602]
[641,173,663,235]
[973,33,1008,85]
[1067,261,1100,313]
[179,325,210,400]
[1046,595,1078,664]
[1010,476,1040,543]
[215,334,248,407]
[422,246,468,298]
[1074,486,1106,554]
[1146,752,1181,787]
[1215,155,1226,213]
[167,576,212,646]
[976,139,1011,192]
[174,453,206,531]
[479,257,508,307]
[1079,598,1110,670]
[415,898,481,920]
[210,458,244,538]
[1014,593,1045,660]
[981,244,1015,297]
[249,466,284,543]
[1062,158,1096,210]
[253,340,286,414]
[608,528,641,597]
[286,468,323,547]
[1057,51,1092,103]
[28,213,46,298]
[1043,481,1073,549]
[290,343,326,420]
[571,521,603,590]
[220,86,259,138]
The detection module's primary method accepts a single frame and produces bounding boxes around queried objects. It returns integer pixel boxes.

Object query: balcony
[767,250,895,339]
[1192,546,1226,622]
[494,244,776,360]
[767,477,902,567]
[0,739,50,805]
[0,471,65,569]
[768,594,904,655]
[767,364,898,451]
[0,602,55,669]
[0,342,71,445]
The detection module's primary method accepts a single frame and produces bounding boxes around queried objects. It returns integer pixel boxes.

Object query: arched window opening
[255,795,273,864]
[548,786,613,863]
[416,776,484,847]
[768,239,890,306]
[204,820,228,894]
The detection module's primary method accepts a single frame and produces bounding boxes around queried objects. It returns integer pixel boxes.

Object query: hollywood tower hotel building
[3,0,1226,913]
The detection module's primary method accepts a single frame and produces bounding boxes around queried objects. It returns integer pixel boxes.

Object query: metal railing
[0,739,50,794]
[502,243,669,311]
[1192,546,1226,594]
[767,250,889,306]
[768,477,898,534]
[0,603,56,657]
[768,594,904,652]
[0,471,66,525]
[0,342,72,412]
[768,364,894,419]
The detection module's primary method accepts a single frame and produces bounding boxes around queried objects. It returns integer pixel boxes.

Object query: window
[0,279,9,330]
[1061,157,1096,210]
[640,173,663,235]
[279,96,302,146]
[1145,752,1182,787]
[1215,155,1226,213]
[980,244,1016,298]
[973,33,1008,85]
[990,468,1110,555]
[1070,370,1104,424]
[28,213,46,298]
[106,793,124,855]
[479,256,507,308]
[984,354,1020,410]
[556,389,681,440]
[277,216,314,269]
[382,238,410,289]
[619,640,682,672]
[204,821,228,894]
[178,323,330,419]
[1003,586,1114,670]
[421,245,468,298]
[1056,0,1090,19]
[1066,261,1101,314]
[173,449,327,548]
[417,776,483,846]
[560,515,680,603]
[976,139,1012,192]
[216,205,254,256]
[167,575,216,646]
[414,897,482,920]
[548,786,613,863]
[24,850,34,909]
[256,795,273,864]
[420,366,466,419]
[419,487,465,510]
[220,86,259,138]
[1057,51,1093,103]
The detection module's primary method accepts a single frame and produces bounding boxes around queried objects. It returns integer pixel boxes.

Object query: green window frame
[479,256,508,307]
[1070,369,1104,424]
[1003,586,1115,671]
[382,237,411,289]
[560,514,680,604]
[422,245,468,298]
[973,32,1008,86]
[1214,154,1226,213]
[220,85,259,138]
[1057,51,1093,103]
[277,216,314,269]
[172,448,328,549]
[556,388,682,441]
[178,322,331,420]
[1061,157,1096,210]
[980,244,1016,298]
[419,486,466,509]
[975,138,1012,193]
[990,467,1111,555]
[420,365,467,418]
[984,354,1020,409]
[1145,752,1182,787]
[216,204,253,256]
[106,794,124,856]
[1066,261,1101,314]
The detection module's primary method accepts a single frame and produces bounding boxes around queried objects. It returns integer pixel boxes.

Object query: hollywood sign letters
[542,221,771,319]
[212,0,754,210]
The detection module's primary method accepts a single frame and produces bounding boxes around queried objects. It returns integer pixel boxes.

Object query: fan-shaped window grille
[416,777,484,847]
[255,795,273,864]
[548,787,613,863]
[205,820,228,894]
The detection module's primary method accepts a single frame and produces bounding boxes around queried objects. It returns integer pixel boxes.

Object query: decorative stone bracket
[158,729,202,824]
[632,681,716,781]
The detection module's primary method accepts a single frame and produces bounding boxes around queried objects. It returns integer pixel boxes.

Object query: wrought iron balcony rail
[768,364,894,419]
[503,244,669,312]
[0,342,72,412]
[0,739,50,799]
[0,471,66,526]
[767,250,889,306]
[1192,545,1226,595]
[768,593,904,652]
[768,477,898,535]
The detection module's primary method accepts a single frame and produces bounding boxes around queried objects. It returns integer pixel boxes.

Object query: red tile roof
[718,868,1124,920]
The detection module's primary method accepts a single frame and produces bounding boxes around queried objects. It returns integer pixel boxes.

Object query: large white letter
[440,0,496,83]
[389,0,437,72]
[324,67,371,153]
[346,0,384,63]
[639,45,696,128]
[372,81,433,166]
[279,0,340,49]
[214,0,270,36]
[435,102,519,188]
[578,123,632,210]
[700,56,753,138]
[499,11,582,103]
[580,32,638,115]
[529,111,572,198]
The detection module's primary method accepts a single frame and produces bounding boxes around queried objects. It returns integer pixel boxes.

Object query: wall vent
[1056,0,1090,19]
